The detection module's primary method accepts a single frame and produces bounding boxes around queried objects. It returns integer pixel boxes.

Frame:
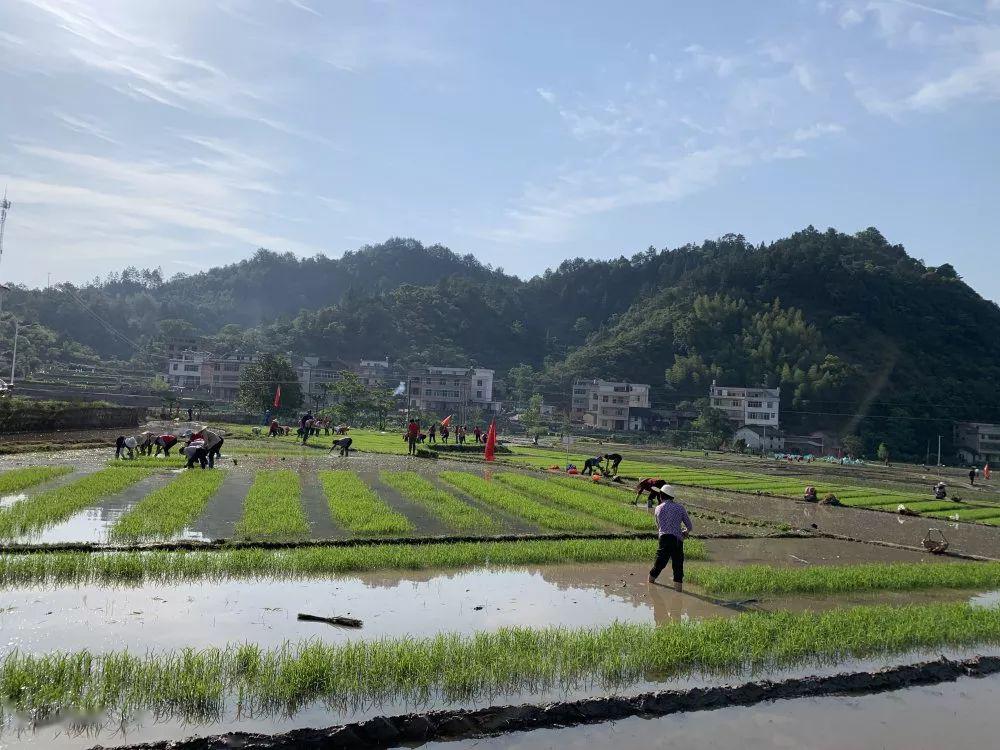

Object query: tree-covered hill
[3,226,997,457]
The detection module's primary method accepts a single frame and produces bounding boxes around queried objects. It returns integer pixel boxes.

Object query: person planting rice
[154,433,178,457]
[114,435,139,459]
[634,477,667,506]
[581,455,603,475]
[187,426,224,468]
[137,431,156,456]
[182,438,208,469]
[647,485,693,591]
[331,436,353,457]
[603,452,623,476]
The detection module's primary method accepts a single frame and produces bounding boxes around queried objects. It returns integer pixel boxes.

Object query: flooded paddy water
[426,671,1000,750]
[2,446,1000,748]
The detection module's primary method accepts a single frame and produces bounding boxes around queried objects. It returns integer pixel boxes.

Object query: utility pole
[0,189,10,318]
[10,320,32,387]
[937,435,942,467]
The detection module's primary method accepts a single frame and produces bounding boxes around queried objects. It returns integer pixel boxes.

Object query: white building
[954,422,1000,464]
[571,379,651,431]
[406,366,499,420]
[734,425,785,452]
[709,381,780,427]
[166,351,209,389]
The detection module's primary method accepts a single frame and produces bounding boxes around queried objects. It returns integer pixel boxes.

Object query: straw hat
[652,484,675,499]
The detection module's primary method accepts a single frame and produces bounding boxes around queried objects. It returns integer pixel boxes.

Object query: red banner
[484,419,497,462]
[273,385,282,409]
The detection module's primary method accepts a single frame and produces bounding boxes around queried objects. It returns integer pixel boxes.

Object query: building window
[602,395,609,402]
[476,390,482,398]
[477,379,483,386]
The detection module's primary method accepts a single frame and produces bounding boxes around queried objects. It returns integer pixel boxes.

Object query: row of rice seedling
[0,466,73,495]
[234,470,310,540]
[689,560,1000,595]
[439,472,602,532]
[0,538,697,587]
[110,470,227,542]
[380,472,499,533]
[0,468,152,538]
[496,474,651,531]
[107,455,188,468]
[4,602,1000,718]
[925,507,1000,522]
[319,471,412,536]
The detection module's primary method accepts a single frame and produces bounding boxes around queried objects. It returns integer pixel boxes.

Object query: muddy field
[2,427,1000,749]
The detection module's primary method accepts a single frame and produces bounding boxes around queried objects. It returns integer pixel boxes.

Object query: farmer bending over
[331,436,353,457]
[647,485,693,591]
[581,455,603,475]
[634,477,667,507]
[154,434,178,457]
[603,453,623,476]
[183,438,208,469]
[114,435,139,460]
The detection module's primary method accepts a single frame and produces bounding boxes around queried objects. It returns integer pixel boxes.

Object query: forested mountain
[3,227,998,457]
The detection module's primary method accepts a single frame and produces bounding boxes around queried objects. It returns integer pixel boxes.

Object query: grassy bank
[0,537,702,587]
[3,602,1000,718]
[690,561,1000,596]
[440,472,602,532]
[111,470,226,542]
[234,470,309,540]
[0,468,151,538]
[381,471,499,533]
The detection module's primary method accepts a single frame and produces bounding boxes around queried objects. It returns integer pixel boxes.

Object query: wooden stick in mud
[297,613,363,627]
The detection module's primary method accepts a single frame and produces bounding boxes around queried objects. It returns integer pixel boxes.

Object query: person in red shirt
[406,419,420,456]
[474,426,482,443]
[634,477,667,507]
[154,434,178,457]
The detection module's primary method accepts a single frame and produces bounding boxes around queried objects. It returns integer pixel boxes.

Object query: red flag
[484,419,497,462]
[985,464,992,480]
[273,385,282,409]
[441,414,453,428]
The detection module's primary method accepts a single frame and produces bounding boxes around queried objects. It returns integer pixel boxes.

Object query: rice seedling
[440,472,602,532]
[0,468,151,538]
[380,472,499,533]
[687,560,1000,595]
[0,466,72,495]
[925,507,1000,522]
[106,455,188,468]
[496,474,652,531]
[319,471,413,535]
[110,470,227,542]
[0,537,706,587]
[4,602,1000,719]
[234,470,309,540]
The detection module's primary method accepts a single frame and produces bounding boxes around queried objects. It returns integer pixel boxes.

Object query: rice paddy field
[3,425,1000,748]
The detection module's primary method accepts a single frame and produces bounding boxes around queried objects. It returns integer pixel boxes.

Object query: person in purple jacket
[647,485,693,591]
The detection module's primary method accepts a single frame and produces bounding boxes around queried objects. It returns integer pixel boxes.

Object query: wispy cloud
[793,122,845,140]
[51,111,119,145]
[536,87,556,103]
[279,0,321,18]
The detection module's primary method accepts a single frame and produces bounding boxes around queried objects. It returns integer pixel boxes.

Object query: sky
[0,0,998,300]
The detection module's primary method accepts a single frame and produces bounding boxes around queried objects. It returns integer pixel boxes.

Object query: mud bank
[99,655,1000,750]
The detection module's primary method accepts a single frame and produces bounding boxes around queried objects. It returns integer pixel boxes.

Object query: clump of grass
[0,537,705,587]
[234,470,309,540]
[688,561,1000,596]
[111,470,227,542]
[0,468,151,538]
[380,472,499,533]
[4,602,1000,720]
[496,474,652,531]
[319,471,413,536]
[0,466,73,496]
[440,472,601,532]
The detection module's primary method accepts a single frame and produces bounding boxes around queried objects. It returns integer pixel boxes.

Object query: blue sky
[1,0,998,300]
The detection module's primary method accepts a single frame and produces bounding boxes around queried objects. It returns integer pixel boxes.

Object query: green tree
[691,400,732,451]
[367,387,397,430]
[321,371,370,426]
[520,393,546,444]
[877,442,890,465]
[842,435,864,458]
[236,354,303,415]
